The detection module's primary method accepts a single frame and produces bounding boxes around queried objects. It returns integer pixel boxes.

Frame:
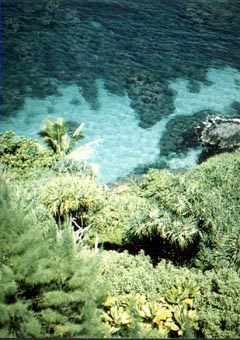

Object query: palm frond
[163,217,199,250]
[66,139,102,161]
[72,123,85,139]
[37,117,85,156]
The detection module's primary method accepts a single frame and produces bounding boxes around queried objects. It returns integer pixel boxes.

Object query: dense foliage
[0,131,55,179]
[0,130,239,338]
[0,180,108,338]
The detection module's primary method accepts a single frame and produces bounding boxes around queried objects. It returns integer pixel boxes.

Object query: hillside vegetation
[0,130,239,338]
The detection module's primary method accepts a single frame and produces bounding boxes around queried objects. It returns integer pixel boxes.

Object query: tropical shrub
[38,173,106,226]
[0,131,55,179]
[51,158,96,178]
[100,250,159,300]
[120,151,240,270]
[99,250,199,301]
[0,179,109,338]
[193,267,240,338]
[100,250,240,338]
[0,130,98,182]
[87,189,154,247]
[118,170,202,262]
[185,151,240,271]
[101,277,199,338]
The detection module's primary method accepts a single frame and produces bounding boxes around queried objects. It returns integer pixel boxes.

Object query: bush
[0,131,55,180]
[88,189,154,247]
[102,283,199,338]
[0,179,109,338]
[119,151,240,270]
[38,173,106,226]
[99,250,199,301]
[0,131,97,182]
[194,268,240,338]
[51,158,96,178]
[99,249,240,338]
[185,151,240,271]
[100,251,199,338]
[120,170,202,260]
[99,250,158,300]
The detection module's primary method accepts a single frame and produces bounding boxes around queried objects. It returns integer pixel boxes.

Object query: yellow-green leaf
[182,298,193,307]
[110,306,119,321]
[120,311,131,325]
[110,326,120,334]
[145,323,153,331]
[153,308,172,324]
[101,311,113,323]
[174,309,181,324]
[169,323,180,331]
[103,297,118,307]
[188,309,197,320]
[141,305,152,318]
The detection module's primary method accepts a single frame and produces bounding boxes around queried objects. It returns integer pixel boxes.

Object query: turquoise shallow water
[1,0,240,182]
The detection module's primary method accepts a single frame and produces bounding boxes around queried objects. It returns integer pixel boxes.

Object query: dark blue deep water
[1,0,240,182]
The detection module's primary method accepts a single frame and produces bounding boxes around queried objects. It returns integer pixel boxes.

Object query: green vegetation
[0,180,108,338]
[0,128,239,338]
[101,277,199,338]
[38,117,85,157]
[0,131,55,179]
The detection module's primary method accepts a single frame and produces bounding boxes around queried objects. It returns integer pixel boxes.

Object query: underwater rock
[128,80,175,127]
[160,110,210,158]
[183,0,233,29]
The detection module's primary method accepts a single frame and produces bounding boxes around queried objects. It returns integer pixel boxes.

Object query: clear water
[1,0,240,183]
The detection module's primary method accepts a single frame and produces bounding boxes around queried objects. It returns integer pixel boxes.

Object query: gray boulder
[201,115,240,149]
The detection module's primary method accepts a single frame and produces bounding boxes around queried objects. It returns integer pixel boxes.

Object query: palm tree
[38,117,85,157]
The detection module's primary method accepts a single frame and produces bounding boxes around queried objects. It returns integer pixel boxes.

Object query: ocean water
[1,0,240,183]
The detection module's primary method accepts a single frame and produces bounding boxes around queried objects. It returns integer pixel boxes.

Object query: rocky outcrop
[201,115,240,149]
[198,115,240,162]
